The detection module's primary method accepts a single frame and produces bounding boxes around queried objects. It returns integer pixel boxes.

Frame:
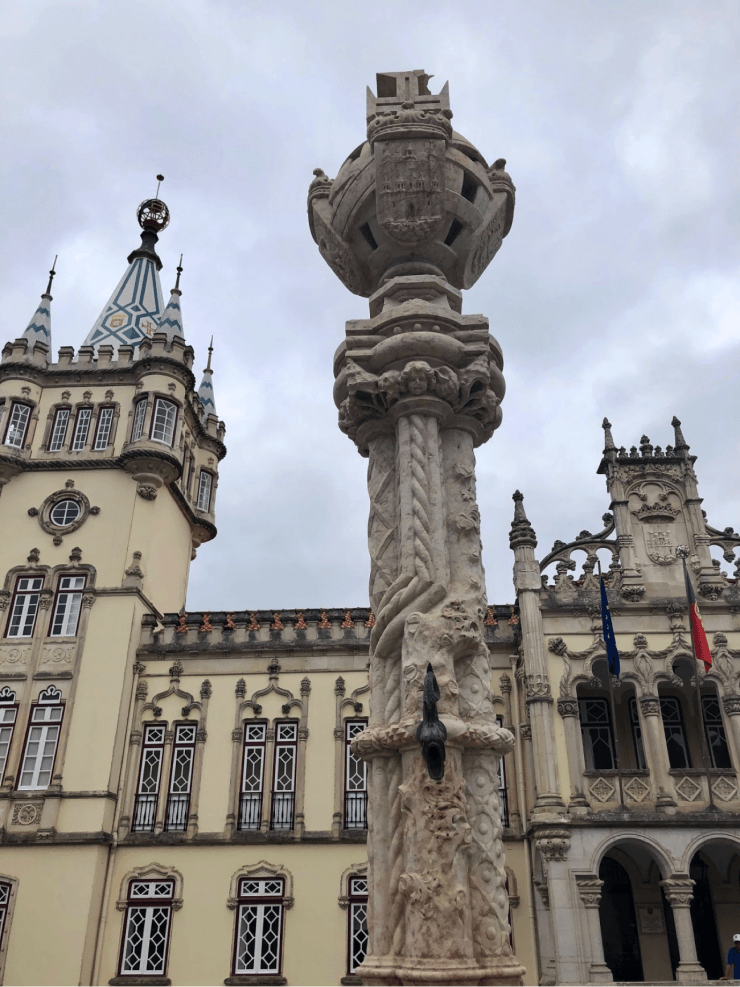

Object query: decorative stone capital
[557,697,579,718]
[575,875,603,908]
[660,877,694,907]
[534,828,571,862]
[231,729,242,743]
[722,694,740,716]
[525,675,552,704]
[639,695,661,716]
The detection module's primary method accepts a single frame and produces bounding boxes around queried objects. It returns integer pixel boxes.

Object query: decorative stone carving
[674,776,702,802]
[534,829,571,862]
[557,697,579,718]
[588,778,616,803]
[712,776,739,802]
[660,878,694,907]
[12,802,41,825]
[41,645,73,665]
[575,876,603,908]
[0,644,31,666]
[722,694,740,716]
[136,483,158,500]
[624,776,651,803]
[639,695,661,716]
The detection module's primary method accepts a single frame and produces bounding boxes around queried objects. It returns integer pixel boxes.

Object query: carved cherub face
[399,361,435,397]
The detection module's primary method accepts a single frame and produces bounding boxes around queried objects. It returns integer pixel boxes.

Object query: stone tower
[309,71,525,986]
[0,194,225,981]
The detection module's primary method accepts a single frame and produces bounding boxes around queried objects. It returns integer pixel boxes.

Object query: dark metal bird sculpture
[416,662,447,781]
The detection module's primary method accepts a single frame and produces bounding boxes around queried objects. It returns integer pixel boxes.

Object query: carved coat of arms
[644,524,676,565]
[375,139,445,243]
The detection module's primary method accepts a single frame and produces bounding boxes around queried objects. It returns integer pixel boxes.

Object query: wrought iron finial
[206,335,213,371]
[156,174,164,198]
[174,254,183,291]
[416,663,447,781]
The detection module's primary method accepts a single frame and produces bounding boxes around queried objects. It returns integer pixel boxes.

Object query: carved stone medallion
[643,524,677,565]
[375,139,445,243]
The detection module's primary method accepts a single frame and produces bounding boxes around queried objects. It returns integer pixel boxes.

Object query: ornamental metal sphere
[137,198,170,232]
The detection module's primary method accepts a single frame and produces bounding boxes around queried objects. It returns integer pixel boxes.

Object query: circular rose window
[49,499,81,527]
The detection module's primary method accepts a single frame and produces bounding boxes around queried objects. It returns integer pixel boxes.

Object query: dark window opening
[359,223,378,251]
[460,172,478,203]
[444,220,464,247]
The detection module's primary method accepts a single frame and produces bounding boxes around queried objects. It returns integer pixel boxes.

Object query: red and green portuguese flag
[684,565,712,671]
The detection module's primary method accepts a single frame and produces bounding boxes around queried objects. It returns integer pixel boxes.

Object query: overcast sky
[1,0,738,612]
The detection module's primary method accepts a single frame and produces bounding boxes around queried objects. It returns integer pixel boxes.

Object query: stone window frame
[0,689,19,788]
[69,404,95,452]
[225,862,293,985]
[47,572,87,639]
[226,671,310,838]
[2,400,34,450]
[15,686,65,791]
[127,391,184,452]
[3,573,45,640]
[110,863,184,987]
[338,862,368,979]
[45,403,72,452]
[237,718,269,832]
[120,671,209,840]
[332,677,370,837]
[91,403,118,452]
[0,875,19,986]
[195,468,214,513]
[149,397,179,448]
[31,487,100,540]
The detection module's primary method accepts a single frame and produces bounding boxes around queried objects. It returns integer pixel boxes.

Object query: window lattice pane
[8,577,43,637]
[274,745,295,792]
[579,697,615,770]
[50,499,81,526]
[235,904,282,974]
[121,905,171,975]
[245,723,266,742]
[51,590,83,636]
[242,746,264,793]
[0,883,9,905]
[139,747,163,794]
[93,406,114,450]
[197,470,212,511]
[49,409,69,451]
[71,408,92,450]
[170,745,194,794]
[276,722,297,742]
[350,900,368,972]
[131,400,147,441]
[5,403,30,448]
[18,721,61,789]
[151,400,176,445]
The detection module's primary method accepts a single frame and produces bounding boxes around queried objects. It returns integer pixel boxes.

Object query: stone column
[557,697,590,810]
[721,694,740,770]
[510,494,567,819]
[575,876,612,983]
[310,69,524,987]
[660,878,707,983]
[638,695,677,810]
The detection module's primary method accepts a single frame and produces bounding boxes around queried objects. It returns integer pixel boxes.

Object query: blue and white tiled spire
[82,193,171,354]
[198,338,217,417]
[158,257,185,343]
[21,258,56,349]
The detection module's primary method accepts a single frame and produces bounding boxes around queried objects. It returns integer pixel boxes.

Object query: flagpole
[678,550,716,811]
[598,560,625,809]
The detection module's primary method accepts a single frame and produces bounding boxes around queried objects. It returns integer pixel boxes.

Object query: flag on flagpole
[683,564,713,671]
[600,576,620,676]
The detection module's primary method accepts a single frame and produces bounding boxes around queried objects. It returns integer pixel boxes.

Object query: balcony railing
[270,791,295,830]
[165,793,190,831]
[344,790,368,829]
[239,792,263,830]
[132,793,157,832]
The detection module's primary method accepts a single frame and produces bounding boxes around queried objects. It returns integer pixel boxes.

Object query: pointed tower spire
[198,338,217,416]
[672,416,690,454]
[158,256,185,343]
[21,257,56,349]
[83,178,169,354]
[509,490,537,548]
[602,417,616,452]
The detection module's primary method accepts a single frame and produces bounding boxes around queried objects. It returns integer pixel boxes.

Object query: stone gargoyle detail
[417,663,447,781]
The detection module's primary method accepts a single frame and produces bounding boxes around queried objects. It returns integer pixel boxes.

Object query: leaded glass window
[240,721,266,831]
[348,875,368,974]
[344,720,367,829]
[233,878,285,975]
[6,577,43,638]
[0,881,11,954]
[165,724,196,831]
[50,575,86,636]
[71,407,92,450]
[270,722,297,830]
[660,696,691,769]
[579,697,615,770]
[18,703,63,789]
[133,724,166,832]
[93,406,114,450]
[48,408,69,451]
[120,880,174,976]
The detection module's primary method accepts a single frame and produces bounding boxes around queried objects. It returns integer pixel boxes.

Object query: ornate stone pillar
[309,70,523,985]
[638,694,677,809]
[574,876,612,984]
[660,878,707,983]
[510,494,567,818]
[557,697,590,810]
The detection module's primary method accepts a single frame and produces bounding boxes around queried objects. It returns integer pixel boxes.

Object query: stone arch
[679,831,740,875]
[591,832,675,879]
[227,861,294,910]
[116,862,184,911]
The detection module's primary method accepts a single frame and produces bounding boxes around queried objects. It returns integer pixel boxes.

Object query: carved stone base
[674,961,708,983]
[587,961,614,984]
[357,955,526,986]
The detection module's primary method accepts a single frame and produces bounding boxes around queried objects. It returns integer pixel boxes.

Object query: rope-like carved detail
[367,437,399,616]
[387,755,405,955]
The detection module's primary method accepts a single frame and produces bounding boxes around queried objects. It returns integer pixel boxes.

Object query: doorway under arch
[598,856,644,982]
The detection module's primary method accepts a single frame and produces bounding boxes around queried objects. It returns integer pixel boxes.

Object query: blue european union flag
[600,576,620,676]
